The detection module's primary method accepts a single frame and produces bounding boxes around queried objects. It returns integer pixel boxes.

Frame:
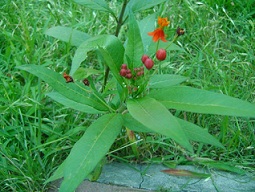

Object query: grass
[1,0,255,191]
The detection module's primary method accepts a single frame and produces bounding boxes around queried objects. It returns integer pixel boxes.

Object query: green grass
[1,0,255,191]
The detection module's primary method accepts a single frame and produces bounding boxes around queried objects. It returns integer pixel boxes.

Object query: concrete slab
[138,164,255,191]
[48,179,149,192]
[49,162,255,192]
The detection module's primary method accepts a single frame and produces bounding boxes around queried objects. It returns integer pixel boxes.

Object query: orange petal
[148,28,167,42]
[158,17,170,28]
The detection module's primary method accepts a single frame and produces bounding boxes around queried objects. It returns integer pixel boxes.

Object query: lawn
[1,0,255,191]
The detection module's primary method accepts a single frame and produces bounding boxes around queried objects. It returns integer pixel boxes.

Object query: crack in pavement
[138,164,145,189]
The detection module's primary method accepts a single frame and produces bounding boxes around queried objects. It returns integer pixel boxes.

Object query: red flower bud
[137,71,143,76]
[125,73,132,79]
[121,64,128,69]
[141,54,149,64]
[156,49,167,61]
[144,58,154,70]
[120,69,127,76]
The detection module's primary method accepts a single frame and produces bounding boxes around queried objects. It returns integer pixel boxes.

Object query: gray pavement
[49,162,255,192]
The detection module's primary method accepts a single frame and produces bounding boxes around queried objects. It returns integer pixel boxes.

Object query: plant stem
[114,0,128,37]
[103,0,128,91]
[165,34,178,50]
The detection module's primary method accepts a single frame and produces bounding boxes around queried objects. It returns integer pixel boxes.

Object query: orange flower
[158,17,170,28]
[148,16,169,42]
[148,28,167,42]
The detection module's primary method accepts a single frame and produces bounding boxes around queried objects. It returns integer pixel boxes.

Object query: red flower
[148,28,167,42]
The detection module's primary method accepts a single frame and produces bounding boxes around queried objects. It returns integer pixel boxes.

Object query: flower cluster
[119,64,144,79]
[140,48,167,70]
[119,16,185,91]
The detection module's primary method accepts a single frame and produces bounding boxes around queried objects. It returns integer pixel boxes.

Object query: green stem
[103,0,128,91]
[165,34,178,50]
[156,40,160,52]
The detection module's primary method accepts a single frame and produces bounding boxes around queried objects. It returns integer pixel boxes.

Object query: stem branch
[103,0,128,91]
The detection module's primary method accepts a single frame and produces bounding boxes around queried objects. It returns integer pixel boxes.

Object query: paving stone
[139,164,255,191]
[98,163,255,192]
[98,162,143,189]
[48,179,149,192]
[49,162,255,192]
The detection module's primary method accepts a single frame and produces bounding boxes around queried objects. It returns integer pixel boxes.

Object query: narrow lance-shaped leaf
[47,92,103,114]
[44,160,66,184]
[123,113,152,133]
[17,64,108,112]
[71,34,124,75]
[138,13,156,52]
[60,113,123,192]
[125,11,144,68]
[45,26,91,47]
[127,97,193,152]
[176,118,224,149]
[149,74,188,89]
[197,161,246,175]
[150,86,255,117]
[124,0,169,18]
[123,113,224,149]
[97,47,124,86]
[74,0,114,15]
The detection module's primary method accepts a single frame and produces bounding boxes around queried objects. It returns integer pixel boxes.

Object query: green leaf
[149,74,188,88]
[73,67,102,80]
[127,97,193,152]
[125,11,144,68]
[123,113,224,149]
[125,0,169,16]
[44,160,66,184]
[45,26,91,47]
[123,113,151,133]
[97,46,124,85]
[17,64,108,112]
[176,118,224,148]
[74,0,114,14]
[150,86,255,117]
[71,34,124,75]
[196,161,246,175]
[47,92,103,114]
[59,113,123,192]
[138,13,156,53]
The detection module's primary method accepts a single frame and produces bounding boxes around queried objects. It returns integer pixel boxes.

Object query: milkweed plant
[17,0,255,191]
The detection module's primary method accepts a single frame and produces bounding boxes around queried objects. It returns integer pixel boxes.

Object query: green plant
[16,0,255,191]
